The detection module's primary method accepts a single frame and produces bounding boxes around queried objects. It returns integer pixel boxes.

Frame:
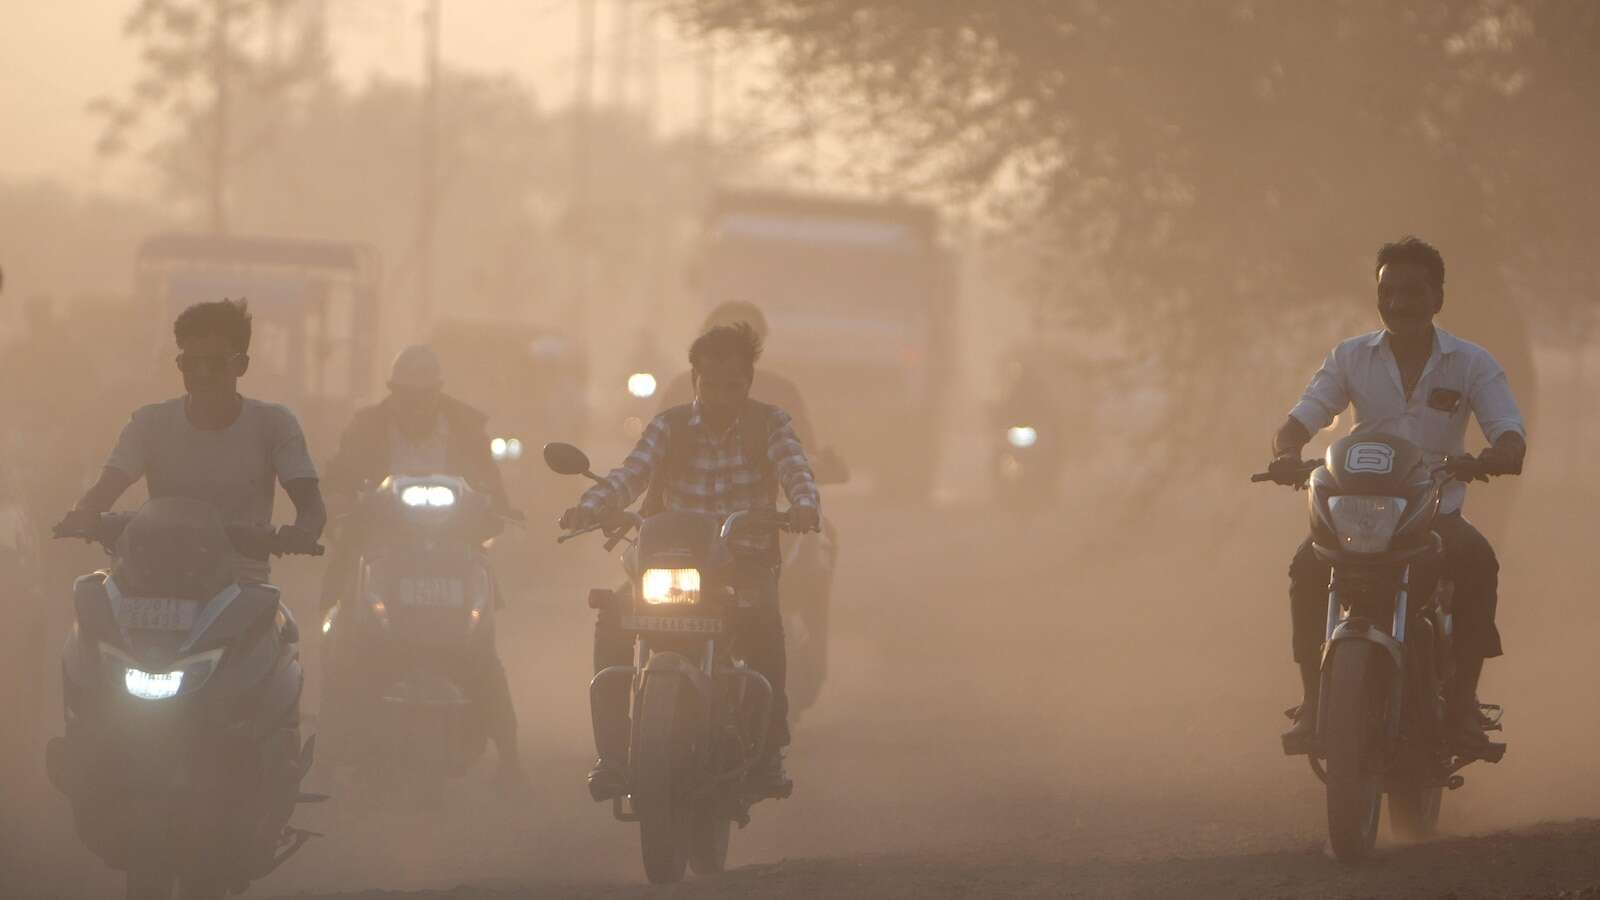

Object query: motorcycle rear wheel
[1323,643,1387,861]
[1388,782,1443,841]
[634,675,691,885]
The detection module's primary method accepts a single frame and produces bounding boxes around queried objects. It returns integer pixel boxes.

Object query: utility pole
[417,0,441,331]
[696,37,716,185]
[571,0,597,331]
[208,0,231,234]
[639,5,658,136]
[608,0,633,110]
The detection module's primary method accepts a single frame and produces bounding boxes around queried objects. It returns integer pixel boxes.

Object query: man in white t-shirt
[1267,237,1526,754]
[54,300,326,584]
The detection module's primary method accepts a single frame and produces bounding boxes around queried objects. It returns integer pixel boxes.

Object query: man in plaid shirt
[561,323,820,800]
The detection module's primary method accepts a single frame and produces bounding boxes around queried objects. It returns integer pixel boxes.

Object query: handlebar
[557,510,643,549]
[1251,453,1495,488]
[718,508,797,543]
[54,513,323,557]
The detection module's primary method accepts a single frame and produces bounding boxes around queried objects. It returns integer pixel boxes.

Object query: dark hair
[702,301,769,340]
[174,299,253,352]
[1375,236,1445,293]
[689,322,763,378]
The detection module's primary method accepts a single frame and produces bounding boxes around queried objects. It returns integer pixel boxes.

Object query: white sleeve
[1287,347,1349,434]
[1468,351,1526,443]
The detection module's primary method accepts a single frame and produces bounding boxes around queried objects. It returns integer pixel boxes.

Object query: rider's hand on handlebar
[559,505,600,531]
[789,504,821,534]
[52,509,102,540]
[273,524,323,556]
[1266,455,1311,488]
[1443,455,1491,484]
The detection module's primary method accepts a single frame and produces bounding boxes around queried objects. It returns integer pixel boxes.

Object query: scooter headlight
[641,568,701,605]
[1327,496,1407,554]
[100,643,225,701]
[400,484,457,508]
[627,373,658,399]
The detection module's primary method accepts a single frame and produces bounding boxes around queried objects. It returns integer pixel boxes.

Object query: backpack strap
[640,404,696,518]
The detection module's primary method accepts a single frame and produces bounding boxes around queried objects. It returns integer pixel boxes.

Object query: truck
[690,189,956,499]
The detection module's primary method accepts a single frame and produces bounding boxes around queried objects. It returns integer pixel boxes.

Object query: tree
[671,0,1600,482]
[91,0,330,232]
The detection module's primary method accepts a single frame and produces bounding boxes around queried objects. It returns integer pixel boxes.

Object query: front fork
[1316,565,1410,755]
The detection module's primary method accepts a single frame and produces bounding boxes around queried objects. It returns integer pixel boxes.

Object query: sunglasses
[176,352,247,375]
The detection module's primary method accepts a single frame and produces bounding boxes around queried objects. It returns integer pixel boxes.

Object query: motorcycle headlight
[627,373,658,399]
[1327,496,1407,554]
[100,643,224,701]
[641,568,701,605]
[490,437,524,462]
[401,484,457,508]
[1006,426,1038,449]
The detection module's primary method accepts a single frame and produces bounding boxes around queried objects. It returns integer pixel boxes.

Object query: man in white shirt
[1268,237,1527,754]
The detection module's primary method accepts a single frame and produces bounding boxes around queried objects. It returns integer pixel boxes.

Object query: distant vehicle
[691,189,955,499]
[136,233,382,447]
[319,474,508,801]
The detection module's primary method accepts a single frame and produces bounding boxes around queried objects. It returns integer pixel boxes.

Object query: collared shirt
[1289,327,1526,514]
[579,401,819,555]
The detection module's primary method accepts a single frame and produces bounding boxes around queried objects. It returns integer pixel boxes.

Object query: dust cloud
[4,2,1600,898]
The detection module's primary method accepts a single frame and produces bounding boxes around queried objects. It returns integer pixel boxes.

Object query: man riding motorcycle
[1268,236,1527,755]
[320,344,525,785]
[562,322,822,800]
[53,299,327,579]
[656,302,819,448]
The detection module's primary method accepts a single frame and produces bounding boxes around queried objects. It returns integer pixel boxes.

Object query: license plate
[117,597,198,632]
[399,577,466,608]
[620,615,724,634]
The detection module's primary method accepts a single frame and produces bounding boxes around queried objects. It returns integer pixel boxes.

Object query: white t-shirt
[104,396,319,583]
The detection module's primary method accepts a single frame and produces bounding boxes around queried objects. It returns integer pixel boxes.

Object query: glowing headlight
[641,568,701,605]
[627,372,658,399]
[101,643,224,701]
[1327,496,1407,554]
[1006,426,1038,449]
[490,437,524,462]
[401,485,457,508]
[125,668,183,700]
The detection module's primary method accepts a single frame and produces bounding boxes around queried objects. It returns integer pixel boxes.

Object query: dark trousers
[593,560,788,761]
[1290,511,1503,664]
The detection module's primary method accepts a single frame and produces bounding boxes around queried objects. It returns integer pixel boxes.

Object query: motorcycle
[46,498,323,900]
[1253,433,1506,860]
[319,474,506,798]
[993,423,1059,511]
[545,441,793,885]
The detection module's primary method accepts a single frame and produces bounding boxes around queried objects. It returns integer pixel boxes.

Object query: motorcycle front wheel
[633,674,692,885]
[688,796,732,875]
[1323,642,1388,861]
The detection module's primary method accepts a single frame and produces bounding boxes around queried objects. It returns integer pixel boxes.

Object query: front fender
[1323,617,1403,671]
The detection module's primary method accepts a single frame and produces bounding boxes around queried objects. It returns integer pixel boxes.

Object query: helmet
[388,345,444,392]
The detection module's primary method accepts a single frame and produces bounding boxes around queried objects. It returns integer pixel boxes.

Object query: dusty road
[7,479,1600,899]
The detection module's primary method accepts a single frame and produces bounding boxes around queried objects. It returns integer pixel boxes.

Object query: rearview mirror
[543,442,593,476]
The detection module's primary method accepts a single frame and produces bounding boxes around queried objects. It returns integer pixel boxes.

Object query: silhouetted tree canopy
[674,1,1600,479]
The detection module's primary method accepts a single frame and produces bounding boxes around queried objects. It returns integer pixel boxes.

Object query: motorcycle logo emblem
[1345,442,1395,474]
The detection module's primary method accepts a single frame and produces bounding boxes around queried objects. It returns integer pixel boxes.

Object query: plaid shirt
[580,401,819,555]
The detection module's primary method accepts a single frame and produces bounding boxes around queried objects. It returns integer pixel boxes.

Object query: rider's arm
[578,414,669,511]
[71,467,136,514]
[1467,351,1527,475]
[283,478,328,541]
[1285,347,1351,446]
[273,407,326,541]
[767,408,819,510]
[1273,417,1313,461]
[319,415,368,503]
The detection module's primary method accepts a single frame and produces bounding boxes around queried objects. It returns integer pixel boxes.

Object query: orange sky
[2,0,717,195]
